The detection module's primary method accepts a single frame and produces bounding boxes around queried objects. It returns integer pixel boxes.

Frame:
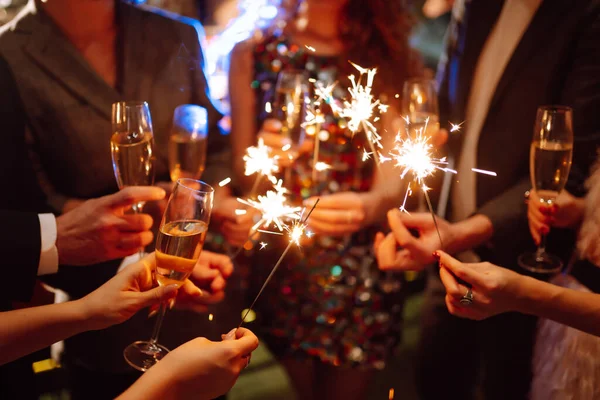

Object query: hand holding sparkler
[213,196,260,247]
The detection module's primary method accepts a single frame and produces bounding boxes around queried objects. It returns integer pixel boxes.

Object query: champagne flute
[123,179,214,371]
[518,106,574,274]
[169,105,208,182]
[111,101,156,259]
[402,78,440,138]
[272,70,308,186]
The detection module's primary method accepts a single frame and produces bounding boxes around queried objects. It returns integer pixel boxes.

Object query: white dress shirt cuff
[38,213,59,275]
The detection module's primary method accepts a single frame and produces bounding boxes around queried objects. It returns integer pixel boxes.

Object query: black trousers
[416,268,537,400]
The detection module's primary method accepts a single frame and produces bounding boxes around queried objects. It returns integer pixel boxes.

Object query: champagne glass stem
[131,203,145,260]
[149,302,167,349]
[535,232,548,261]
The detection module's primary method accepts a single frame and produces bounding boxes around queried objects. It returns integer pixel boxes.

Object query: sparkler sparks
[450,121,464,133]
[259,242,268,250]
[243,138,280,181]
[337,62,389,167]
[237,180,302,232]
[218,177,231,187]
[314,162,331,172]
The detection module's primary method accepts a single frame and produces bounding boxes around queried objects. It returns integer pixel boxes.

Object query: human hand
[375,208,452,271]
[78,253,179,331]
[527,189,585,244]
[258,118,313,167]
[436,250,522,320]
[56,187,166,266]
[119,328,259,400]
[213,196,259,247]
[180,251,234,312]
[304,192,375,236]
[148,251,233,315]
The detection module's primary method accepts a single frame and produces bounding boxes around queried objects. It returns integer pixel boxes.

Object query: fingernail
[223,328,236,340]
[169,298,176,310]
[164,284,178,295]
[432,251,440,260]
[148,309,157,318]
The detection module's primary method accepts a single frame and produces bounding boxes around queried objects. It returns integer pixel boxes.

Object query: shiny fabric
[250,34,404,369]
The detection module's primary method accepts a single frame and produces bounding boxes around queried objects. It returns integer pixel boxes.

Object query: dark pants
[416,268,537,400]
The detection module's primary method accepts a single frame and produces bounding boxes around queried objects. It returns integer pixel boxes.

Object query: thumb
[135,284,178,309]
[104,187,166,209]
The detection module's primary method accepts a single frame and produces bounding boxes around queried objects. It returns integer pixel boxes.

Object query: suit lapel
[23,11,119,120]
[488,0,571,110]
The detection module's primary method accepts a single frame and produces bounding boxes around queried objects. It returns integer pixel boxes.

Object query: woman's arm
[437,250,600,337]
[0,253,214,366]
[517,275,600,337]
[0,300,90,366]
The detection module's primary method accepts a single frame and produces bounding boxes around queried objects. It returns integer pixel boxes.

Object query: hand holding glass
[123,179,214,371]
[518,106,573,274]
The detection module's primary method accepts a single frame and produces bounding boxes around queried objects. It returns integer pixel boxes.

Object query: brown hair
[339,0,422,98]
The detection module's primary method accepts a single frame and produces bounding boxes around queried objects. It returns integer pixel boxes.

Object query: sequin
[249,33,404,369]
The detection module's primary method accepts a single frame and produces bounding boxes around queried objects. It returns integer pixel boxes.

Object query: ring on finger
[524,190,531,203]
[459,287,474,306]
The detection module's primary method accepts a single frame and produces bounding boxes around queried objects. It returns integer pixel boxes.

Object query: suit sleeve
[478,4,600,242]
[1,210,41,302]
[186,22,231,186]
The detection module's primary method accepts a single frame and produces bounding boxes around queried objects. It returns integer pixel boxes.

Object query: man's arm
[2,210,42,302]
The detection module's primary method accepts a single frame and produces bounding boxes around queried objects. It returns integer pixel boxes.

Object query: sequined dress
[250,34,405,369]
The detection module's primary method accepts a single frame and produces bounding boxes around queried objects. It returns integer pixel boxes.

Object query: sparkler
[238,199,320,329]
[383,117,496,248]
[229,180,302,259]
[338,62,389,168]
[243,138,280,196]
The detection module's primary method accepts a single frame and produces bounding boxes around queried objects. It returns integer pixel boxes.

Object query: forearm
[515,276,600,337]
[448,214,493,255]
[116,364,210,400]
[0,300,91,365]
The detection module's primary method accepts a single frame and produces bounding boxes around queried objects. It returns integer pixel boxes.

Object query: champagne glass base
[518,252,563,275]
[123,341,170,372]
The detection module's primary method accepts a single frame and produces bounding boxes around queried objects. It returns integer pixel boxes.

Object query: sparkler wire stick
[238,199,320,329]
[423,189,443,248]
[249,174,263,198]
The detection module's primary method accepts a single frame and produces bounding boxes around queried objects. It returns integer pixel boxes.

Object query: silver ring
[524,190,531,202]
[460,287,474,306]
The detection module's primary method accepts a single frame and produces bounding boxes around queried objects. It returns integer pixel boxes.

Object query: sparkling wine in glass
[402,78,440,138]
[123,179,214,371]
[168,105,208,182]
[518,106,573,274]
[111,101,156,259]
[272,69,308,156]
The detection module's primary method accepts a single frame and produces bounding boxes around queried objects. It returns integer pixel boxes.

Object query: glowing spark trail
[238,180,301,232]
[218,177,231,187]
[238,200,320,329]
[243,138,280,195]
[338,62,388,167]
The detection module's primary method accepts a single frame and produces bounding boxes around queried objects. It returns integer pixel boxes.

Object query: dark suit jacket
[435,0,600,270]
[0,55,47,304]
[0,2,231,373]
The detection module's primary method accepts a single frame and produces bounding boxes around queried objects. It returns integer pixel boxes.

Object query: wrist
[448,214,493,254]
[66,299,94,331]
[359,192,383,226]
